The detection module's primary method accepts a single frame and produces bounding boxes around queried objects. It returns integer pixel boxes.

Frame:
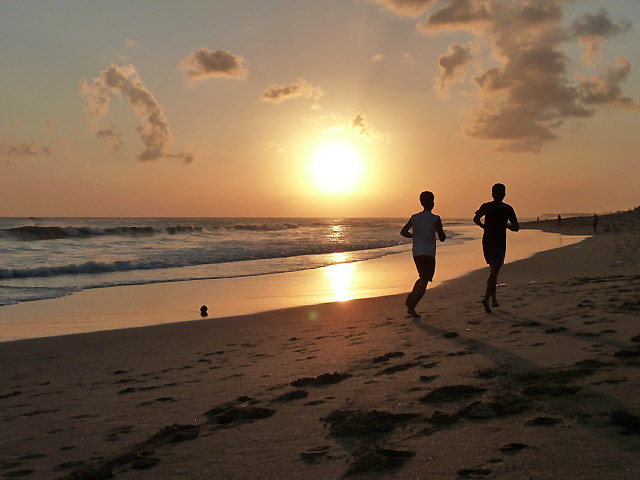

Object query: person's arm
[400,219,413,238]
[436,217,446,242]
[507,208,519,232]
[473,210,484,229]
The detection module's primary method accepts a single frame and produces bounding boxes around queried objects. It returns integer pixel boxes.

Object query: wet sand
[0,227,583,342]
[0,210,639,479]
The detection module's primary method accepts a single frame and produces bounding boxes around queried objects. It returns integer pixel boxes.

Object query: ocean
[0,217,476,307]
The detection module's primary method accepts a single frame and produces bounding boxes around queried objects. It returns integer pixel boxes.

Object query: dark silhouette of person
[401,191,446,317]
[593,214,598,233]
[557,214,562,225]
[473,183,519,313]
[200,305,208,317]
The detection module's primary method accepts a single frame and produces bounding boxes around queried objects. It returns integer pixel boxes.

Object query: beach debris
[522,385,580,397]
[611,410,640,435]
[291,371,351,387]
[299,445,330,464]
[614,347,640,358]
[489,392,531,416]
[525,416,563,426]
[372,351,405,363]
[321,410,419,438]
[272,389,309,402]
[499,443,528,453]
[377,362,418,375]
[200,305,208,316]
[148,424,199,444]
[421,385,486,404]
[0,390,21,399]
[457,467,492,477]
[205,404,275,425]
[345,448,415,476]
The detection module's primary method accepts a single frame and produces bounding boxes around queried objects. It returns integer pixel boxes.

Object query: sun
[311,142,362,193]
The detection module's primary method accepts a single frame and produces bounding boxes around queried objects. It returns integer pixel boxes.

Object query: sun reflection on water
[324,253,354,301]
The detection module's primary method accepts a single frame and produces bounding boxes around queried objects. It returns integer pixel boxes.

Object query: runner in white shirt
[400,191,446,317]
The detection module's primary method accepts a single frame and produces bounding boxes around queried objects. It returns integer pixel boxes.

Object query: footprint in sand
[299,445,331,464]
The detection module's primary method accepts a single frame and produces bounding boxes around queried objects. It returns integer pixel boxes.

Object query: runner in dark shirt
[473,183,519,313]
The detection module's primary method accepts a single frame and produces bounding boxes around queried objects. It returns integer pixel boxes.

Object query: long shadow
[409,312,640,451]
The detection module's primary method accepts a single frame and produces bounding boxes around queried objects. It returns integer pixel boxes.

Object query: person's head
[491,183,506,201]
[419,191,434,210]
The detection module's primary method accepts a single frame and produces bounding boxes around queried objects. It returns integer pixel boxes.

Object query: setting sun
[311,142,362,193]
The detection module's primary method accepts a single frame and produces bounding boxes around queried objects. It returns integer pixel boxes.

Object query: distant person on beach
[593,214,598,233]
[473,183,519,314]
[557,214,562,225]
[401,191,446,317]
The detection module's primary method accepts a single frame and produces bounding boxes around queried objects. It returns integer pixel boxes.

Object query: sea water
[0,217,476,307]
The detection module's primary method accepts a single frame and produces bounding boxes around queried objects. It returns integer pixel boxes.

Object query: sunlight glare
[311,142,361,193]
[324,254,354,301]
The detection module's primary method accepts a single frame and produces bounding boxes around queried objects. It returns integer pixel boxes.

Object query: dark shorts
[414,255,435,281]
[483,242,506,265]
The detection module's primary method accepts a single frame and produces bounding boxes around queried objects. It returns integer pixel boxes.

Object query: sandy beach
[1,211,639,479]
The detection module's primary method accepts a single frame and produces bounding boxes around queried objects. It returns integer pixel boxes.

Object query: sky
[1,0,638,219]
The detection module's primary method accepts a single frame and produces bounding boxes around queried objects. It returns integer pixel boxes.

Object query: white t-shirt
[410,210,440,258]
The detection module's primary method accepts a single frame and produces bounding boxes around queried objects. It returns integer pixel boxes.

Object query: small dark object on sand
[200,305,208,317]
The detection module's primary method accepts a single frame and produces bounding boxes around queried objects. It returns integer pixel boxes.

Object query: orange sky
[1,0,638,218]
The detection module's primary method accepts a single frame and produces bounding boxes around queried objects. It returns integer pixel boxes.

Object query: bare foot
[407,309,421,318]
[492,299,500,308]
[481,298,493,314]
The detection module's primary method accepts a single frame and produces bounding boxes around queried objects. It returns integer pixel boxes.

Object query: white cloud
[79,64,193,163]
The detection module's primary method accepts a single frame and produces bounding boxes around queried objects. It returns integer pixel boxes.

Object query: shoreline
[0,219,638,478]
[1,227,586,342]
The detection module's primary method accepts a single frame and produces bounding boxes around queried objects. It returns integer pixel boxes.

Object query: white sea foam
[0,217,473,306]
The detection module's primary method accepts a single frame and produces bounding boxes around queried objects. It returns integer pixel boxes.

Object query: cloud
[437,43,472,93]
[568,9,633,64]
[403,52,416,64]
[79,64,193,163]
[261,77,325,109]
[577,57,637,109]
[371,0,437,17]
[0,140,42,157]
[0,137,66,160]
[569,9,632,38]
[322,112,388,143]
[371,53,384,62]
[178,48,247,83]
[124,39,138,48]
[389,0,639,153]
[96,124,123,150]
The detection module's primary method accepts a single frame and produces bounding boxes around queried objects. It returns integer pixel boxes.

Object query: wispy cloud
[373,0,638,153]
[372,0,437,17]
[371,53,385,62]
[0,137,67,161]
[322,112,388,143]
[261,77,325,110]
[178,48,247,83]
[79,64,193,163]
[0,140,43,157]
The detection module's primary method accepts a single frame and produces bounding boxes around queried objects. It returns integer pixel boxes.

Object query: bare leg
[482,264,502,313]
[406,278,427,316]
